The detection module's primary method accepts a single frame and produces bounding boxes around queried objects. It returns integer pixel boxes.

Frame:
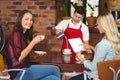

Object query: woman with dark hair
[6,10,60,80]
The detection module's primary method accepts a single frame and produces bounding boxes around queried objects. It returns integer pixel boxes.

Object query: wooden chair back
[97,59,120,80]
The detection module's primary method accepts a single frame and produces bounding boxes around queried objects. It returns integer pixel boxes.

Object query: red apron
[62,24,83,63]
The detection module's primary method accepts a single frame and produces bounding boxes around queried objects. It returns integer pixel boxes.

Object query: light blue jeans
[14,65,60,80]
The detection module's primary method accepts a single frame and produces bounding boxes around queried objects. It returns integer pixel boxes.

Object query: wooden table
[29,51,91,72]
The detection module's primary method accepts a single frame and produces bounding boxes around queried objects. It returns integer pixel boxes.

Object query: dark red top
[6,30,30,79]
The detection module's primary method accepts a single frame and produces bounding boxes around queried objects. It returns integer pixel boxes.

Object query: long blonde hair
[97,12,120,59]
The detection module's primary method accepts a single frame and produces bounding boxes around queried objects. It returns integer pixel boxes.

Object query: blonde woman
[69,12,120,80]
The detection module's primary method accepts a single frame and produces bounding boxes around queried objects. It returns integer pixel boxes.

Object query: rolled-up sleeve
[81,24,89,41]
[55,20,69,31]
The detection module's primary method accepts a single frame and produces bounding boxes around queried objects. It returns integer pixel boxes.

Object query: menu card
[68,38,84,53]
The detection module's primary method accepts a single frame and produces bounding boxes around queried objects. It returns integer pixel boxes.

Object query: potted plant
[86,1,98,27]
[70,0,84,9]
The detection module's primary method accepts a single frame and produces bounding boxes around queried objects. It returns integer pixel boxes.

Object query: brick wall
[0,0,62,52]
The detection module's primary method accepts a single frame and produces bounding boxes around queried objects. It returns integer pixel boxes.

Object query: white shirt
[55,19,89,41]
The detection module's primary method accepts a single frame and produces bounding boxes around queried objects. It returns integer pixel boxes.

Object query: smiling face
[21,12,33,33]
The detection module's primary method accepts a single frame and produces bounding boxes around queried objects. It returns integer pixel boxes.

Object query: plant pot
[62,16,71,20]
[86,17,96,27]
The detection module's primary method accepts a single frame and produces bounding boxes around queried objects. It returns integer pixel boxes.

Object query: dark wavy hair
[15,10,34,41]
[74,6,86,16]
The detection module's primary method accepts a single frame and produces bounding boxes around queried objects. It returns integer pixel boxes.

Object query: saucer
[63,52,72,55]
[34,51,47,55]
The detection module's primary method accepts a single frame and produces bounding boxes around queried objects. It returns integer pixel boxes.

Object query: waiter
[55,6,89,63]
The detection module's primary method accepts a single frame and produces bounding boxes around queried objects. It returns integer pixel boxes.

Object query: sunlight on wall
[70,0,99,17]
[70,0,83,17]
[86,0,99,17]
[71,6,75,17]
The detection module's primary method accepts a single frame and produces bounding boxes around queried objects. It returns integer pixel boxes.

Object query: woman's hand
[32,35,42,45]
[76,52,81,59]
[76,51,85,63]
[19,35,43,62]
[83,43,94,52]
[86,49,93,54]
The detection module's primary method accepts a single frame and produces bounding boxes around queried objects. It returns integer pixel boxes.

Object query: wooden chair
[97,59,120,80]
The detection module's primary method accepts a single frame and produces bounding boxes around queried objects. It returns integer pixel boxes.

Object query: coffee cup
[63,55,71,63]
[40,35,45,40]
[63,49,71,55]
